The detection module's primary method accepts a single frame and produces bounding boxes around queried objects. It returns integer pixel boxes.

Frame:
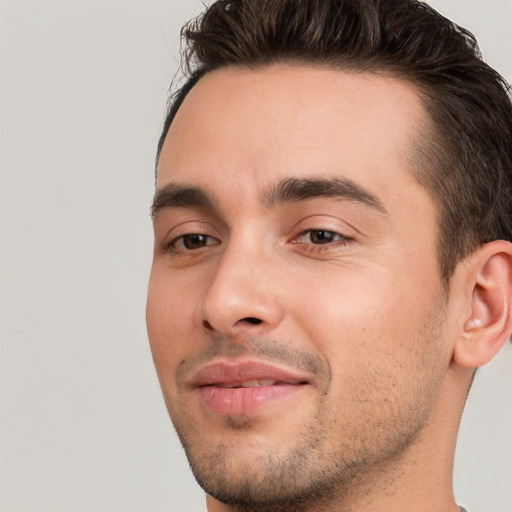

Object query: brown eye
[166,233,219,253]
[304,230,343,244]
[182,234,211,249]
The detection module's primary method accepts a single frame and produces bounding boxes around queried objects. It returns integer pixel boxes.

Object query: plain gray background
[0,1,511,511]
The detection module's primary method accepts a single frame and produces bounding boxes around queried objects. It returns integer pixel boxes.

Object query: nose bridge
[200,229,284,333]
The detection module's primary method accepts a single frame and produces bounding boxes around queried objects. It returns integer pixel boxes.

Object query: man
[146,0,512,511]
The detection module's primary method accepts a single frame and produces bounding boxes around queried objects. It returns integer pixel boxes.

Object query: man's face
[147,66,455,510]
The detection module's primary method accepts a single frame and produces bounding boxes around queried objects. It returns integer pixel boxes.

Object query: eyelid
[289,214,358,238]
[286,214,359,256]
[162,218,219,239]
[294,229,348,243]
[162,233,221,256]
[160,220,222,254]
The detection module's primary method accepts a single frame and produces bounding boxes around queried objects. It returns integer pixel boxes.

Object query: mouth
[215,379,294,388]
[191,360,310,415]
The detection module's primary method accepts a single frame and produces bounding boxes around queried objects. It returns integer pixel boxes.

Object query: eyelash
[163,233,219,254]
[292,229,351,252]
[163,229,351,256]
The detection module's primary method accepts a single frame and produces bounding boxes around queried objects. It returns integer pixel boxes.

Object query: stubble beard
[168,303,447,512]
[180,412,428,512]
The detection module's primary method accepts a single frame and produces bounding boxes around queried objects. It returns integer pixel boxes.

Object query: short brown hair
[157,0,512,281]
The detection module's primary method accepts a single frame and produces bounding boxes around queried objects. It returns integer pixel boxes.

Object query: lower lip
[198,384,303,415]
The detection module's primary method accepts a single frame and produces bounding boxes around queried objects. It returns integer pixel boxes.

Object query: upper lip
[191,360,311,388]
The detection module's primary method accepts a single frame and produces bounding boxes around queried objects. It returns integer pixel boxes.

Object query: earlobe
[454,241,512,369]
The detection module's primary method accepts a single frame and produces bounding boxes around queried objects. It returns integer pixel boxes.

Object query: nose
[200,242,285,336]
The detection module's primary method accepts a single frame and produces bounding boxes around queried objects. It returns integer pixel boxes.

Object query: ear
[453,240,512,368]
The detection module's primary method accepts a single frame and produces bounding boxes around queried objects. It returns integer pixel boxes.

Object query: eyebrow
[264,177,387,214]
[151,176,387,219]
[151,183,215,219]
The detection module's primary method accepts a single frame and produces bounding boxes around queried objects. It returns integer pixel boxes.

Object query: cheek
[289,262,442,370]
[292,271,447,437]
[146,267,201,374]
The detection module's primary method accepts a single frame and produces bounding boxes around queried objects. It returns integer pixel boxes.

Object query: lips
[191,360,309,415]
[193,360,309,387]
[216,379,279,388]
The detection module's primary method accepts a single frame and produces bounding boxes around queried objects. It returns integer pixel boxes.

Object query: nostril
[203,320,214,330]
[202,317,263,331]
[241,317,263,325]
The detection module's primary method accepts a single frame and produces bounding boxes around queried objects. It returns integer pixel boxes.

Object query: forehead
[157,65,428,211]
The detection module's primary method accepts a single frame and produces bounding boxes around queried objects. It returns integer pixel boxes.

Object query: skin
[147,66,497,511]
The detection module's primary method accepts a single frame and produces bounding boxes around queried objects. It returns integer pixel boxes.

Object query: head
[147,1,512,511]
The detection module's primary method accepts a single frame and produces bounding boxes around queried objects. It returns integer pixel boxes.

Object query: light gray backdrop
[0,1,511,511]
